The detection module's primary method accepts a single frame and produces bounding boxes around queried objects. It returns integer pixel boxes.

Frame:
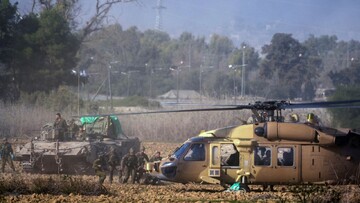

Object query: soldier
[0,138,15,173]
[108,147,120,184]
[93,154,106,185]
[136,146,149,183]
[150,151,162,172]
[121,148,138,184]
[68,119,79,140]
[53,113,68,141]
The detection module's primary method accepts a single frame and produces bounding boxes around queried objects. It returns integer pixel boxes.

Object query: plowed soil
[1,142,359,202]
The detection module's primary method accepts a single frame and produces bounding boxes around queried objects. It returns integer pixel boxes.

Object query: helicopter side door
[207,143,240,184]
[206,143,221,184]
[220,143,240,183]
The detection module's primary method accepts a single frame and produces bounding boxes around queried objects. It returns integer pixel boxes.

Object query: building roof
[158,90,201,100]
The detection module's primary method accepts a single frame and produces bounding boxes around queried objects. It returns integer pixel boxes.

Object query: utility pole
[188,43,192,71]
[199,64,202,102]
[108,65,112,110]
[176,68,179,103]
[127,72,130,97]
[229,65,237,104]
[170,66,180,103]
[241,46,246,98]
[77,66,80,116]
[154,0,166,31]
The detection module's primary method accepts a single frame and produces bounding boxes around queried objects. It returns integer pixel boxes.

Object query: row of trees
[82,26,360,101]
[1,0,360,104]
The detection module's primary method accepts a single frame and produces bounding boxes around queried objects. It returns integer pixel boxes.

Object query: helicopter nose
[160,161,177,179]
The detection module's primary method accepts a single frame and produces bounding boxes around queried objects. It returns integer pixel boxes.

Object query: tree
[202,69,233,99]
[328,58,360,87]
[33,0,137,41]
[10,9,81,93]
[0,0,20,102]
[259,33,318,100]
[0,0,18,63]
[328,86,360,128]
[209,34,234,69]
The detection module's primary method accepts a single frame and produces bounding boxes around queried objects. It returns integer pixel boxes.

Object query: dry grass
[0,174,108,196]
[120,111,251,142]
[0,103,55,139]
[0,102,333,143]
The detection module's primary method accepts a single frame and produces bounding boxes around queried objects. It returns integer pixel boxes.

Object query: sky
[15,0,360,49]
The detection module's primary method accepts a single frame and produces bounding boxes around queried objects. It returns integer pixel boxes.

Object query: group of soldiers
[93,146,162,185]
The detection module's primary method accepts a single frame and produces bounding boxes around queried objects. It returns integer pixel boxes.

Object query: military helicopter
[111,100,360,190]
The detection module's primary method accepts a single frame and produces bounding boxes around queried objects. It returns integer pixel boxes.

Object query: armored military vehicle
[15,116,140,174]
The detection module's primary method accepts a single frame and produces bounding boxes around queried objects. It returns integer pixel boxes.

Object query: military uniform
[150,152,162,172]
[1,139,15,173]
[93,155,106,185]
[108,149,120,184]
[53,113,68,141]
[68,119,79,140]
[136,147,149,183]
[121,148,138,183]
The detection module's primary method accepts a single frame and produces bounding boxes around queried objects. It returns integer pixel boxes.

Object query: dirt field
[1,142,360,202]
[1,178,360,202]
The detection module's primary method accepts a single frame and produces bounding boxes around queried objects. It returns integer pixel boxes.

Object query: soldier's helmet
[307,113,316,124]
[129,147,134,154]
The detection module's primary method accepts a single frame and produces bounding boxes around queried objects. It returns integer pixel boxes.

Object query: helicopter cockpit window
[221,144,239,166]
[173,143,191,159]
[277,147,294,166]
[184,143,205,161]
[254,146,271,166]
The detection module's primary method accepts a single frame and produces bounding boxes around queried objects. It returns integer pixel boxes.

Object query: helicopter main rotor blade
[73,99,360,118]
[73,105,254,117]
[217,100,360,110]
[282,99,360,109]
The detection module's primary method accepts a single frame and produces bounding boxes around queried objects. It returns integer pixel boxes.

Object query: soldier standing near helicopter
[121,148,138,184]
[0,138,15,173]
[136,146,149,183]
[108,148,120,184]
[93,154,107,185]
[150,151,162,172]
